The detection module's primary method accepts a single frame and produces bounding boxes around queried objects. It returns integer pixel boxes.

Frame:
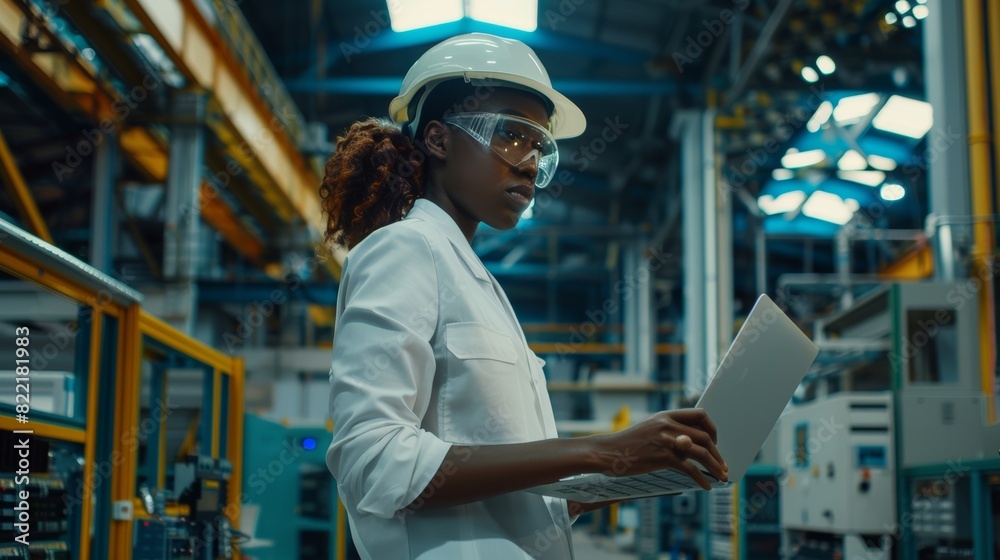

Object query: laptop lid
[695,293,819,481]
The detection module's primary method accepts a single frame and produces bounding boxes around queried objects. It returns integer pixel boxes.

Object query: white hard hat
[389,33,586,139]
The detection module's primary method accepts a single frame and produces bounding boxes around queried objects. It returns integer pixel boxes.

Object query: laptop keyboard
[555,469,722,499]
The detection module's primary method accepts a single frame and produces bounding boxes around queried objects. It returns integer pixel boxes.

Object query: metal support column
[163,90,207,334]
[925,0,972,281]
[677,112,705,397]
[90,131,118,274]
[715,122,733,357]
[701,112,720,385]
[636,238,654,380]
[674,109,726,394]
[836,227,853,309]
[623,240,639,375]
[621,237,656,379]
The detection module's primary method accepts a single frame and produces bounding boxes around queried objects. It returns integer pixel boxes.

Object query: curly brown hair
[319,117,426,251]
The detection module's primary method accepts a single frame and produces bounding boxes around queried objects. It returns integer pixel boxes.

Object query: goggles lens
[444,112,559,188]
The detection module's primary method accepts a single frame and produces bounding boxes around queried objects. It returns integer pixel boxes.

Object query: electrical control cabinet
[779,393,894,534]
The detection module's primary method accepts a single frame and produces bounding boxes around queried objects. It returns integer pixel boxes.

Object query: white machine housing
[778,392,895,534]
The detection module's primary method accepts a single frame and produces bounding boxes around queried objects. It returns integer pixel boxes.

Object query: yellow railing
[0,218,245,560]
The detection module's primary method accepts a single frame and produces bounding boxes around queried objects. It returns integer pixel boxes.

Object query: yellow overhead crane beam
[0,0,265,265]
[115,0,342,279]
[0,128,53,243]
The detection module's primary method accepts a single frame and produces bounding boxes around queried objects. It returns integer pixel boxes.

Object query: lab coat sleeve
[326,224,453,520]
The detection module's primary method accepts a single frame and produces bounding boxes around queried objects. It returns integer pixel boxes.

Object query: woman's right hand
[586,408,729,490]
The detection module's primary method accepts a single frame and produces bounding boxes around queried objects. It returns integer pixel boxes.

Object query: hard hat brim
[390,72,586,140]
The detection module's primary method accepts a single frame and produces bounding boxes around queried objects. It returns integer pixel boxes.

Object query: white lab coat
[326,198,577,559]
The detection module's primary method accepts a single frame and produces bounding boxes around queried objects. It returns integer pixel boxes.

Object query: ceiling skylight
[802,191,859,225]
[837,170,887,186]
[388,0,538,32]
[758,191,807,215]
[806,101,834,132]
[781,149,827,169]
[469,0,538,31]
[833,93,881,124]
[387,0,463,32]
[872,95,933,139]
[837,150,868,171]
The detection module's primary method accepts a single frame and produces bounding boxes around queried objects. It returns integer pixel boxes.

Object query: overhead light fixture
[801,66,820,83]
[469,0,538,31]
[895,0,911,14]
[885,12,898,24]
[833,93,881,124]
[867,154,898,171]
[816,55,836,75]
[387,0,537,32]
[880,183,905,201]
[806,101,834,132]
[837,150,868,171]
[872,95,933,139]
[758,191,806,215]
[388,0,463,31]
[802,191,858,225]
[912,5,928,19]
[772,168,794,181]
[916,0,926,3]
[781,149,826,169]
[902,15,916,27]
[837,170,886,186]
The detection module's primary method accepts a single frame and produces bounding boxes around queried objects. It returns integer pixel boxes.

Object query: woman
[323,33,728,560]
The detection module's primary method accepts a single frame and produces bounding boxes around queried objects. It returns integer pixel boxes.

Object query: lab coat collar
[406,198,491,283]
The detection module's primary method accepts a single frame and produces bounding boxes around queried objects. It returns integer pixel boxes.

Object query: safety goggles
[443,112,559,188]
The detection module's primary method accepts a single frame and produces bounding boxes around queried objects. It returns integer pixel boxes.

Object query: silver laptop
[527,294,819,503]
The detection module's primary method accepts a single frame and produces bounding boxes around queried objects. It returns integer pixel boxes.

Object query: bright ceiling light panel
[806,100,834,132]
[896,0,911,14]
[872,95,933,139]
[772,168,794,181]
[781,149,826,169]
[801,67,820,83]
[388,0,463,31]
[885,12,898,24]
[912,5,928,18]
[837,170,886,186]
[758,191,806,215]
[833,93,881,124]
[867,154,898,171]
[816,55,837,75]
[902,15,916,27]
[837,150,869,171]
[880,183,906,201]
[469,0,538,31]
[802,191,858,225]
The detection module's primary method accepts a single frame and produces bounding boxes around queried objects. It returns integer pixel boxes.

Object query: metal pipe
[964,0,997,423]
[992,0,1000,223]
[926,0,974,281]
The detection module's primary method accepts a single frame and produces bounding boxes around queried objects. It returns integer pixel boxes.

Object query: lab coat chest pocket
[445,322,519,365]
[442,322,529,443]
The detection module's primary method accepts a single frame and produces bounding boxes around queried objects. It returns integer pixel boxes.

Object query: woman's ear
[423,120,448,159]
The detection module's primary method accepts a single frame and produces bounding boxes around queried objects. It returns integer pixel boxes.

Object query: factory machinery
[0,217,246,559]
[707,283,1000,560]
